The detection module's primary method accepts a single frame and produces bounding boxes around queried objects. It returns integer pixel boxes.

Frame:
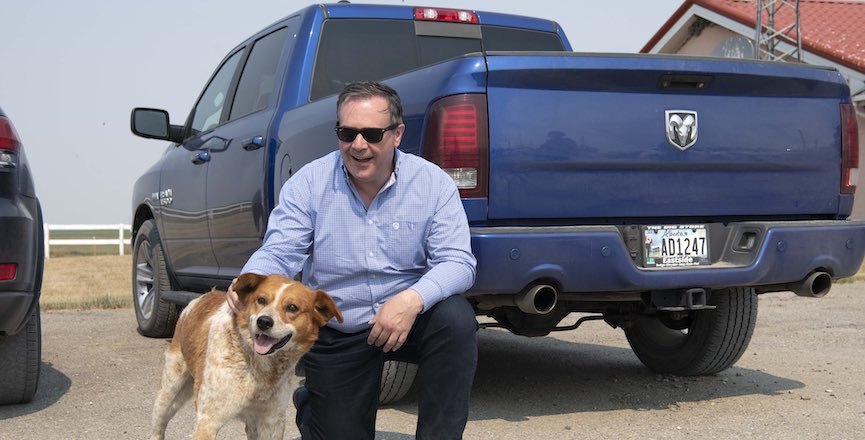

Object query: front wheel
[132,220,179,338]
[624,287,757,375]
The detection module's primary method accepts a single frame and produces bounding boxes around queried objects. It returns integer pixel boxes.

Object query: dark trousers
[298,295,478,439]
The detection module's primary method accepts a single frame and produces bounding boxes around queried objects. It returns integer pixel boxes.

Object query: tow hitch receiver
[649,288,715,312]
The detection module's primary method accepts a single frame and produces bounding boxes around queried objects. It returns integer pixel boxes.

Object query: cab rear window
[310,19,564,101]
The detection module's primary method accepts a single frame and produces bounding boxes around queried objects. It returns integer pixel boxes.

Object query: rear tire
[379,360,417,404]
[0,305,41,405]
[624,287,757,375]
[132,220,179,338]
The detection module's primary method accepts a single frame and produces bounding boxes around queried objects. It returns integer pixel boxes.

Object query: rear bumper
[468,220,865,295]
[0,194,42,334]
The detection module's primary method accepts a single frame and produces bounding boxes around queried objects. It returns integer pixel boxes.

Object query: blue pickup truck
[130,3,864,401]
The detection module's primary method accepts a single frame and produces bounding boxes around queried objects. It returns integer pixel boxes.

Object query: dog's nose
[257,315,274,331]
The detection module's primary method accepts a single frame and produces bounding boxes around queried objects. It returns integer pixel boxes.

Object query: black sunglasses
[335,123,399,143]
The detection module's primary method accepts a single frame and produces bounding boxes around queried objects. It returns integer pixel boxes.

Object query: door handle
[242,136,264,151]
[191,151,211,164]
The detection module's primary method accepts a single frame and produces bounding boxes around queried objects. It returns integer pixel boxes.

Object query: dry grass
[41,255,133,311]
[37,255,864,311]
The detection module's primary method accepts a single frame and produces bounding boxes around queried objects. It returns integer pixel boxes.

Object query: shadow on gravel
[386,327,803,422]
[0,362,71,419]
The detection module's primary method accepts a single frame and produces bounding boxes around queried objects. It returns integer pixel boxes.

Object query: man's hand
[368,289,424,352]
[225,278,243,314]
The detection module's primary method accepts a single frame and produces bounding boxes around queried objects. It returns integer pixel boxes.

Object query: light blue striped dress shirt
[242,149,477,333]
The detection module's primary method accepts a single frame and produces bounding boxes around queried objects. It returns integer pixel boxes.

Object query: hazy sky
[0,0,682,224]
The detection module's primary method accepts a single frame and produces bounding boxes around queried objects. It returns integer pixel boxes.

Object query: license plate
[643,224,709,268]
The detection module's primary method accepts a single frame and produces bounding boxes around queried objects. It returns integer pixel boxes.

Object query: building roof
[642,0,865,73]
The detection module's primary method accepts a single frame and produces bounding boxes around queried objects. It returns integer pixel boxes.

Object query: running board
[162,290,202,306]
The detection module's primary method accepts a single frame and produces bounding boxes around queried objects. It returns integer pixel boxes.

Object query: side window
[229,26,291,120]
[190,50,243,134]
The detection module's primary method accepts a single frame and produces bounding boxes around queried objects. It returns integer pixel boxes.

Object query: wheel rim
[135,240,155,320]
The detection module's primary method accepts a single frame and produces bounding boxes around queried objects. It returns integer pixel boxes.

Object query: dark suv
[0,106,43,405]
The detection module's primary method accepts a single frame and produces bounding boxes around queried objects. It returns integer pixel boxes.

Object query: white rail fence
[44,224,132,259]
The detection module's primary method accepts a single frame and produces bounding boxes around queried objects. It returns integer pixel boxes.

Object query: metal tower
[754,0,802,62]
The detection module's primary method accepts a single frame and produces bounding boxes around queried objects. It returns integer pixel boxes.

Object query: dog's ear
[312,290,344,326]
[234,273,266,298]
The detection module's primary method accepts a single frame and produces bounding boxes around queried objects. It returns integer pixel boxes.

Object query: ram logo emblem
[665,110,698,151]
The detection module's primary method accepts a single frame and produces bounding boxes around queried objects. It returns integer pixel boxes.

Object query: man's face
[337,96,404,192]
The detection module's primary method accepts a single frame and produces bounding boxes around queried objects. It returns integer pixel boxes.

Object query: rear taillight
[0,263,17,281]
[423,94,489,198]
[414,7,479,24]
[841,103,860,194]
[0,116,21,152]
[0,115,21,167]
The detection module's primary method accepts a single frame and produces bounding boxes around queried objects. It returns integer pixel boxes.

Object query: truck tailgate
[484,53,850,220]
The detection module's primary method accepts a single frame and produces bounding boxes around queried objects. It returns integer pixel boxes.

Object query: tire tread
[697,288,757,375]
[0,306,41,404]
[379,361,418,404]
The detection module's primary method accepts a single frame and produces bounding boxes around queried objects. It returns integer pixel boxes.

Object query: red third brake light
[423,94,489,198]
[841,103,860,194]
[414,8,479,24]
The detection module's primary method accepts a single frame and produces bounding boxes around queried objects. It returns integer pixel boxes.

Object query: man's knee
[426,295,477,340]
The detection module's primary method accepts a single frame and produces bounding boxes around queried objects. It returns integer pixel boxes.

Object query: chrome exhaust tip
[515,284,558,314]
[791,271,832,298]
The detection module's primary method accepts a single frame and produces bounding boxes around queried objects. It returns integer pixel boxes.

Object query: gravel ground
[1,281,863,439]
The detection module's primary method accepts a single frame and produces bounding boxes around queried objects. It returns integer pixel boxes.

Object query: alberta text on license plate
[643,224,709,268]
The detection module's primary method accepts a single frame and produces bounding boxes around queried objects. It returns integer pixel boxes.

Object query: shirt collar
[335,148,403,190]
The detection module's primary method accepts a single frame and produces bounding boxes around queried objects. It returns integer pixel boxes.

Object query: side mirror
[131,108,183,142]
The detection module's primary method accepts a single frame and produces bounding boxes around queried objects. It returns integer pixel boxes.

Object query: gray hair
[336,81,403,126]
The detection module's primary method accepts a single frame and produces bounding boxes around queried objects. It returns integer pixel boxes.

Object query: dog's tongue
[254,334,279,355]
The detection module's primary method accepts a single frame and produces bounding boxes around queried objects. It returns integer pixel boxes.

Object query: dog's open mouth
[254,333,292,355]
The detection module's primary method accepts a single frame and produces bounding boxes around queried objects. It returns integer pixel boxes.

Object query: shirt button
[368,219,373,225]
[392,222,399,230]
[368,252,374,257]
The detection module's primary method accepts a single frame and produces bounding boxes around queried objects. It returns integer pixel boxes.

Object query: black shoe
[293,385,309,430]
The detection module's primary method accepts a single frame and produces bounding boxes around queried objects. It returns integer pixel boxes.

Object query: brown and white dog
[149,273,343,440]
